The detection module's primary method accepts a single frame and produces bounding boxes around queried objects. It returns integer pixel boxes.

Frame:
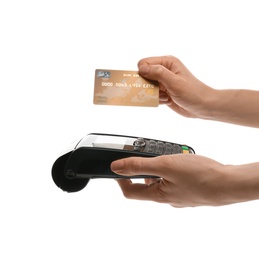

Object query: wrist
[199,88,234,121]
[188,86,221,121]
[201,88,259,127]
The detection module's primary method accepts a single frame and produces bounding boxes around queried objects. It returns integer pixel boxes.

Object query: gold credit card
[93,69,159,107]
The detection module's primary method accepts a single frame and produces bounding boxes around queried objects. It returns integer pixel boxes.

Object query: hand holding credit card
[93,69,159,107]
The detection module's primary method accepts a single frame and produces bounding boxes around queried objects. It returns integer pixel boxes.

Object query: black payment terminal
[52,133,195,192]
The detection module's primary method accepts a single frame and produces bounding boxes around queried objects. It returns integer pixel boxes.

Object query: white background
[1,0,259,259]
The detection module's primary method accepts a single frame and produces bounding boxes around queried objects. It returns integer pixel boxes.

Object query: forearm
[203,89,259,128]
[222,162,259,204]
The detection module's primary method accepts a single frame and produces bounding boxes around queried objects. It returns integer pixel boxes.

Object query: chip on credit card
[93,69,159,107]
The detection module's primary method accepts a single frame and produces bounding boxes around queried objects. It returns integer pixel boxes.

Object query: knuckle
[130,159,143,175]
[122,190,133,199]
[151,65,166,80]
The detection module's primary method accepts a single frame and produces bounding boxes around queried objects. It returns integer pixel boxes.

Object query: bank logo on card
[93,69,159,107]
[96,71,110,78]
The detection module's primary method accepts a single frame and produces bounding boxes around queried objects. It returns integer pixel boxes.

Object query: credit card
[93,69,159,107]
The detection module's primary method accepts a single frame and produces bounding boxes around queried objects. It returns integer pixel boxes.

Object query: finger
[138,64,177,85]
[159,90,189,115]
[159,90,170,102]
[116,178,164,202]
[159,90,177,106]
[144,178,161,186]
[138,55,186,77]
[137,55,191,92]
[138,64,186,100]
[138,55,179,69]
[111,156,165,178]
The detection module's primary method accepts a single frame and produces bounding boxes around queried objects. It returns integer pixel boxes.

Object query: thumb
[110,156,162,177]
[138,64,177,86]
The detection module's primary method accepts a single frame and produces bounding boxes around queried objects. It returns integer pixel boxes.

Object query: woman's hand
[111,154,259,207]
